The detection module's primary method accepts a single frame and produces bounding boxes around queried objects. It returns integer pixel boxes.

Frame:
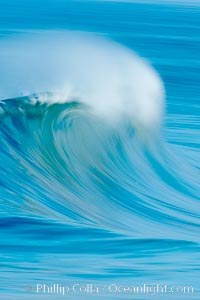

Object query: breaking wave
[0,31,199,299]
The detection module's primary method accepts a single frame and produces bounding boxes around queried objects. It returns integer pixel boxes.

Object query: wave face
[0,2,200,300]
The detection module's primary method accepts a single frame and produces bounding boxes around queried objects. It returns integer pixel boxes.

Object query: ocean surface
[0,1,200,299]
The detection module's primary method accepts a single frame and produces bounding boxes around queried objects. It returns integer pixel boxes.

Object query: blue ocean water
[0,1,200,299]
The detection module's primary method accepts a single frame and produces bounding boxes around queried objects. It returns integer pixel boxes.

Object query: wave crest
[0,32,165,130]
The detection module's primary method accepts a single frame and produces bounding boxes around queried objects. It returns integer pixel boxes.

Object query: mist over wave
[0,32,164,130]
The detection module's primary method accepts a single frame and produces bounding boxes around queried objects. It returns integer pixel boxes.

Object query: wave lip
[0,32,165,131]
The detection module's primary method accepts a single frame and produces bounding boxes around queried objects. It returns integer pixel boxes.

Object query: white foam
[0,31,165,129]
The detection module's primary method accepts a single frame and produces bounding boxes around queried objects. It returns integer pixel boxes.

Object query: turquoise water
[0,1,200,299]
